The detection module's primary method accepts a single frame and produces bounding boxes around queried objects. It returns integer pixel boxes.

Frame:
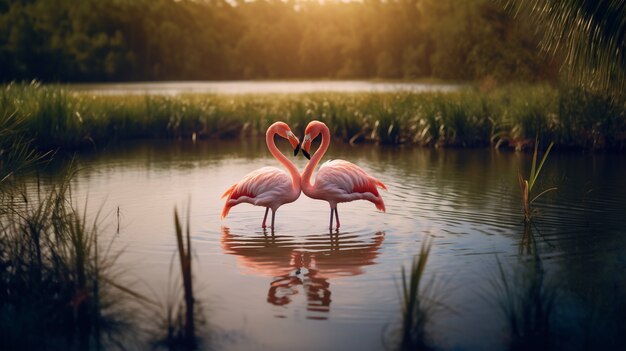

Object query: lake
[35,139,626,350]
[66,80,460,95]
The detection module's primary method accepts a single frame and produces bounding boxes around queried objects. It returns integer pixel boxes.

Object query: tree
[505,0,626,97]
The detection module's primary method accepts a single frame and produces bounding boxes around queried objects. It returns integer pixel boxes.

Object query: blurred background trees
[505,0,626,98]
[0,0,556,82]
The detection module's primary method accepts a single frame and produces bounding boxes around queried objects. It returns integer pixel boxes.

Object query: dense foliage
[0,0,554,82]
[505,0,626,98]
[2,83,624,151]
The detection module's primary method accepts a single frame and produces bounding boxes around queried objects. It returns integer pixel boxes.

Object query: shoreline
[2,83,624,152]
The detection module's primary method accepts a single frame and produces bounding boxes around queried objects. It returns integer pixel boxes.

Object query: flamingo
[221,121,301,229]
[300,120,386,229]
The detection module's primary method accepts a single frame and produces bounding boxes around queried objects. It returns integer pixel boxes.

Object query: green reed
[399,239,432,350]
[389,237,448,351]
[489,234,557,350]
[1,82,624,151]
[151,206,202,350]
[173,207,196,349]
[0,171,132,349]
[1,109,205,348]
[0,110,50,185]
[518,140,557,223]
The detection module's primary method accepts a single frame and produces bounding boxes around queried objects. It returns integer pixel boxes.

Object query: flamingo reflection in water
[220,227,384,319]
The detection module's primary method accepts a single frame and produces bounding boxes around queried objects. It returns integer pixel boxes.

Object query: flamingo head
[268,121,301,156]
[301,120,327,160]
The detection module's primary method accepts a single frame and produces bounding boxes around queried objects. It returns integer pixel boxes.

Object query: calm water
[44,140,626,350]
[66,80,460,95]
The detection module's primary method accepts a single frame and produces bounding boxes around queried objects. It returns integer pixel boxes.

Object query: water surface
[66,80,460,95]
[44,140,626,350]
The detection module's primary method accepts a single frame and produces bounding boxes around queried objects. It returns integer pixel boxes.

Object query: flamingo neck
[302,126,331,194]
[266,130,300,192]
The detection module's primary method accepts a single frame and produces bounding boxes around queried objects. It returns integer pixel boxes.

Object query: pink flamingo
[221,121,301,229]
[300,120,386,229]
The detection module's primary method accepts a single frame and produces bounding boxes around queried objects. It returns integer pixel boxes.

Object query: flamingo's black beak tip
[302,149,311,160]
[294,142,301,156]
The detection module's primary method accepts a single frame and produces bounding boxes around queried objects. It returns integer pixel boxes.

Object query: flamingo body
[301,121,386,229]
[221,121,301,228]
[312,160,386,212]
[221,166,299,219]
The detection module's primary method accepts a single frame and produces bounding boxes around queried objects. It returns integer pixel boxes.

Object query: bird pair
[221,120,386,230]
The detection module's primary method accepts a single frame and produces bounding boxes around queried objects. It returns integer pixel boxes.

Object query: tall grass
[388,238,448,351]
[151,206,201,350]
[0,110,50,185]
[2,82,624,151]
[489,227,557,350]
[0,172,131,349]
[1,103,207,349]
[398,239,433,350]
[518,139,557,223]
[173,207,196,349]
[2,108,133,348]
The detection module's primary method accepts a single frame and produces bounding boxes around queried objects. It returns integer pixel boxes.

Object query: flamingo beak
[301,134,311,160]
[287,131,300,156]
[294,140,301,156]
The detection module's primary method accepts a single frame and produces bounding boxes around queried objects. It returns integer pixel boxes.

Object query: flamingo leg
[271,209,276,229]
[335,207,340,229]
[329,208,334,230]
[262,207,270,228]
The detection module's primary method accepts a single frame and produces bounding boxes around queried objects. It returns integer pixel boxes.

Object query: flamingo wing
[221,167,294,218]
[316,160,387,211]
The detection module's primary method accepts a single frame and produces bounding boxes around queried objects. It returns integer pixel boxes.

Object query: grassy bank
[2,82,625,151]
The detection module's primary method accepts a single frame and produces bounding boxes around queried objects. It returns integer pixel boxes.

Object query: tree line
[0,0,556,82]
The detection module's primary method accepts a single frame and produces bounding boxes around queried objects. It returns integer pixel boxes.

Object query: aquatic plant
[173,206,196,349]
[489,247,557,350]
[399,239,432,350]
[152,206,201,350]
[0,110,50,185]
[518,139,557,222]
[1,82,624,151]
[388,237,447,351]
[0,172,133,349]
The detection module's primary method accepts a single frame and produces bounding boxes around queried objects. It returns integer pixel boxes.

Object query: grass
[489,230,558,351]
[151,206,202,350]
[1,114,125,348]
[388,237,448,351]
[398,238,433,350]
[518,139,557,223]
[0,139,204,349]
[1,101,206,349]
[173,206,196,349]
[1,82,624,151]
[0,110,50,185]
[0,169,133,349]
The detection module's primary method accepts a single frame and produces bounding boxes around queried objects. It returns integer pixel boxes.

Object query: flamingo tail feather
[376,179,387,190]
[221,184,237,199]
[375,198,386,213]
[221,202,233,219]
[221,183,238,218]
